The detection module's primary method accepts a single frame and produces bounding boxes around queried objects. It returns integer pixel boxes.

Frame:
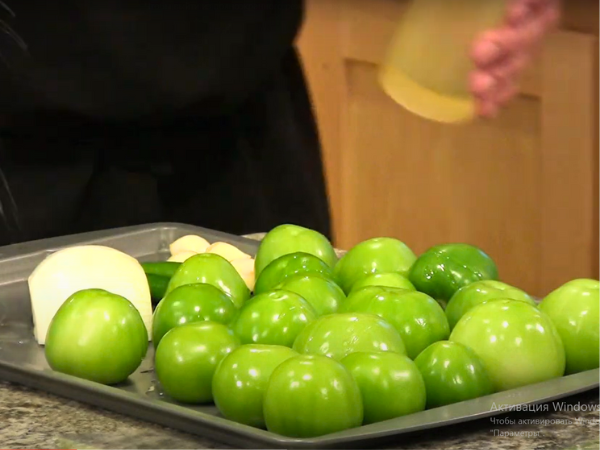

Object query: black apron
[0,1,332,246]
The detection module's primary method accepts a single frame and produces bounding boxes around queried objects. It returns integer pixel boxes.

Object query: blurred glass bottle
[379,0,507,124]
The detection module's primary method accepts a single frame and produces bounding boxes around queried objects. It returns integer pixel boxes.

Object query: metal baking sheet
[0,223,597,449]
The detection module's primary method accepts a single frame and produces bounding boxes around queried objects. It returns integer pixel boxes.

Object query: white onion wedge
[28,245,153,345]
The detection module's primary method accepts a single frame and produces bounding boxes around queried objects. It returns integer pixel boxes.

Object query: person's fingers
[490,51,531,81]
[508,0,557,17]
[469,71,498,97]
[471,0,561,118]
[475,99,500,119]
[541,1,561,30]
[473,0,561,66]
[471,30,505,67]
[473,71,520,119]
[471,39,503,67]
[506,0,536,26]
[473,88,517,120]
[471,29,518,68]
[509,0,560,49]
[519,11,550,49]
[495,79,520,107]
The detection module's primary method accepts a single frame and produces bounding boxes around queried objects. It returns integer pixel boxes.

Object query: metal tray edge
[1,223,598,449]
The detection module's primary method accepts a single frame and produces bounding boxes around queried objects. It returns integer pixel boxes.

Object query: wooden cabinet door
[297,0,598,296]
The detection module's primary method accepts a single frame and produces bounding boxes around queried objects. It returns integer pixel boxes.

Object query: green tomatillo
[154,321,240,404]
[166,253,250,308]
[212,344,299,428]
[539,278,599,374]
[414,341,494,408]
[333,237,417,294]
[341,352,426,424]
[340,286,450,359]
[276,272,345,316]
[445,280,536,330]
[45,289,148,385]
[152,283,237,347]
[450,300,565,392]
[349,272,416,294]
[229,290,317,347]
[263,354,363,438]
[254,252,334,295]
[292,312,406,361]
[409,243,499,304]
[254,224,337,277]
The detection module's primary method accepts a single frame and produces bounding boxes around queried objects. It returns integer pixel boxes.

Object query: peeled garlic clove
[206,242,251,262]
[230,258,256,292]
[167,251,198,263]
[169,235,210,256]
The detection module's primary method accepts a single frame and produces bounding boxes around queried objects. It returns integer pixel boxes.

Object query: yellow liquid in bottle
[379,0,507,124]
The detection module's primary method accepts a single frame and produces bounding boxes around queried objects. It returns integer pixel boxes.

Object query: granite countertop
[1,233,599,450]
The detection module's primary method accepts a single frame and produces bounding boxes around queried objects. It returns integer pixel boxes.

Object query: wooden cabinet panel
[297,0,598,296]
[540,31,598,291]
[343,61,543,292]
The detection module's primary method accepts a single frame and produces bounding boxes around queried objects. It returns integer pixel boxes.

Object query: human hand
[469,0,561,118]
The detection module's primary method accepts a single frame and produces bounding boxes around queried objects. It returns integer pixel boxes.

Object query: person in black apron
[0,1,558,246]
[0,1,331,246]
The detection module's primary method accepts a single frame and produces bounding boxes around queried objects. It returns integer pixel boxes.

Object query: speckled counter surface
[1,380,598,450]
[1,233,599,450]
